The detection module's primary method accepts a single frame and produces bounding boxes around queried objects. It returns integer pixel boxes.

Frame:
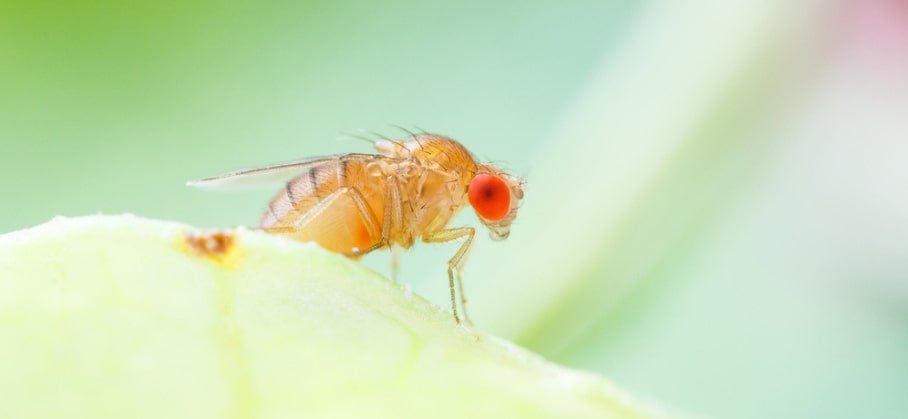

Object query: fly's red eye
[468,173,511,221]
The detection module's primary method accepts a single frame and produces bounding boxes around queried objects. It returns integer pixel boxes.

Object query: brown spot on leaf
[182,230,242,267]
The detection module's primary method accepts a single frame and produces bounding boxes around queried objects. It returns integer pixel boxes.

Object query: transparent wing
[186,153,380,190]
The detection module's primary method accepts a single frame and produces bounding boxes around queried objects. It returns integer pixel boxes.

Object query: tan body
[189,133,524,324]
[260,135,477,258]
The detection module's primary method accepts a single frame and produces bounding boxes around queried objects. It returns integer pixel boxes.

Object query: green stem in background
[470,0,809,355]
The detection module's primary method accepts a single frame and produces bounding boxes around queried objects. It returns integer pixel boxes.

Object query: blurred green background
[2,0,906,417]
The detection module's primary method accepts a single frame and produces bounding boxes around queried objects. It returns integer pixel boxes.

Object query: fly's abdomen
[259,157,388,256]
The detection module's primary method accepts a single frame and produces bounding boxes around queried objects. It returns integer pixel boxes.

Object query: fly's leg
[423,227,475,325]
[346,176,402,256]
[390,245,400,282]
[266,174,404,268]
[367,176,403,268]
[455,269,472,326]
[264,186,385,256]
[330,156,387,255]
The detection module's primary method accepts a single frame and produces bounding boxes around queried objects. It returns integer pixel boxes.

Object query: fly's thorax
[403,167,470,237]
[400,134,478,174]
[364,158,422,180]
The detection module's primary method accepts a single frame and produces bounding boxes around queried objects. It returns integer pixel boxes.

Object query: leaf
[0,215,667,419]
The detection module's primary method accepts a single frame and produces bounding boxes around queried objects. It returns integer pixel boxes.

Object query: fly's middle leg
[455,269,471,326]
[423,227,475,325]
[390,245,400,282]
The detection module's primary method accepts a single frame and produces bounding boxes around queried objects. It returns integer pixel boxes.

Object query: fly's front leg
[423,227,475,325]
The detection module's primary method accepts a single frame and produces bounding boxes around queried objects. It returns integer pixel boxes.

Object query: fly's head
[468,164,524,241]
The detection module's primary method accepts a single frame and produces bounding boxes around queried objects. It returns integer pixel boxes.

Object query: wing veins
[186,153,381,190]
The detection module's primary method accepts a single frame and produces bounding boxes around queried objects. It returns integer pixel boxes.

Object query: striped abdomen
[259,156,390,256]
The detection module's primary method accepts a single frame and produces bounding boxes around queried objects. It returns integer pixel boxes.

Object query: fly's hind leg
[340,176,402,258]
[423,227,475,325]
[343,186,387,255]
[264,186,386,256]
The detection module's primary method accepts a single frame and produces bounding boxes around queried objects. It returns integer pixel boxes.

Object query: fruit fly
[188,132,525,325]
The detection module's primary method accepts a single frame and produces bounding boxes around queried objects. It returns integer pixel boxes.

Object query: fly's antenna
[518,168,531,185]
